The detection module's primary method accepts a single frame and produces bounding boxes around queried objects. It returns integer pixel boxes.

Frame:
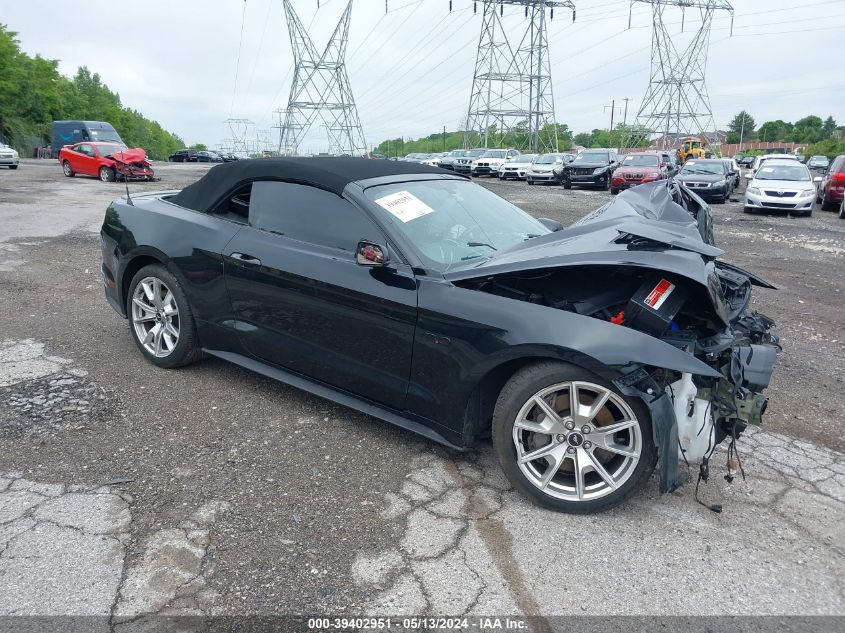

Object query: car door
[223,180,418,410]
[72,143,97,175]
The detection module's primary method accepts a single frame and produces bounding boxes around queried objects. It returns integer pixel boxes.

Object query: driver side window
[248,181,384,254]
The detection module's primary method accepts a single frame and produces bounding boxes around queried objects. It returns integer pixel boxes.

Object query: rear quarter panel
[101,196,242,329]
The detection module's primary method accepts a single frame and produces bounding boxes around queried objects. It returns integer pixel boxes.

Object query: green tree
[727,110,755,144]
[789,115,824,144]
[822,116,837,139]
[0,24,187,159]
[573,132,592,147]
[757,120,792,143]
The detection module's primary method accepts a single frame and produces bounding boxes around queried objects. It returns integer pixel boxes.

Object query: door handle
[229,252,261,266]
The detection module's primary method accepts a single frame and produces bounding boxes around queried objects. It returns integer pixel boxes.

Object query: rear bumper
[825,185,844,202]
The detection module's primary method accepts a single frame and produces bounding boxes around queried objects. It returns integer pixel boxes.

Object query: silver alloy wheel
[100,167,112,182]
[131,276,180,358]
[63,162,71,176]
[512,381,642,502]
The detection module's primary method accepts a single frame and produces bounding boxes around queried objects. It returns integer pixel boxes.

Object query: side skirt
[203,348,465,452]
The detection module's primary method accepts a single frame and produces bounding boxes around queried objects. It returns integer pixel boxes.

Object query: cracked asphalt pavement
[0,160,843,626]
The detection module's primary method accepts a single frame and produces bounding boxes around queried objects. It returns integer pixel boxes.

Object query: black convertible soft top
[170,157,457,212]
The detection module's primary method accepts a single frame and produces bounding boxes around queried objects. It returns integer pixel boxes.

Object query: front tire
[492,362,657,513]
[62,161,75,177]
[99,166,116,182]
[126,264,201,369]
[563,181,572,190]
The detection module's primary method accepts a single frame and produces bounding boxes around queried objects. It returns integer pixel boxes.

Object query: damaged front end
[107,148,156,181]
[451,180,780,496]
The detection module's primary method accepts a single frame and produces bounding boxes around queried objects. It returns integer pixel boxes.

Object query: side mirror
[356,240,388,267]
[537,217,564,232]
[813,176,822,183]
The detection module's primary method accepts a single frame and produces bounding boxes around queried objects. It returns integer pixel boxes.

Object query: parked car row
[168,149,239,163]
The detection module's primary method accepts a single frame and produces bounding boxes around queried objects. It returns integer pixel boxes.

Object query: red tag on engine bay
[644,279,675,310]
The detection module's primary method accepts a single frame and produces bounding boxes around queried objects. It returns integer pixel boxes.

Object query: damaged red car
[611,152,669,195]
[59,142,155,182]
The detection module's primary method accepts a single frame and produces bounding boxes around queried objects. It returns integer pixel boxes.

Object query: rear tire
[9,165,17,170]
[492,361,657,513]
[563,182,572,190]
[62,161,74,177]
[821,194,835,211]
[126,264,202,369]
[610,188,619,195]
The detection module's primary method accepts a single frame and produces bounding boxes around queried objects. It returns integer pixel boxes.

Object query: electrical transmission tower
[464,1,574,153]
[278,0,367,156]
[627,0,733,150]
[225,118,254,156]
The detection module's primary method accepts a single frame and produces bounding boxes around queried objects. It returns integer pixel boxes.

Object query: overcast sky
[7,0,845,152]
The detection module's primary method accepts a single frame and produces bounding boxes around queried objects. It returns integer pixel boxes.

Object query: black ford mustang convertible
[101,158,779,513]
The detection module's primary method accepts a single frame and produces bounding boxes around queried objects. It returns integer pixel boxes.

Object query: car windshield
[450,150,465,157]
[89,129,122,143]
[466,149,486,157]
[754,164,810,181]
[681,161,723,175]
[535,154,561,164]
[481,150,507,159]
[515,154,537,163]
[809,157,828,164]
[574,152,608,163]
[365,179,550,272]
[96,143,128,156]
[622,155,659,167]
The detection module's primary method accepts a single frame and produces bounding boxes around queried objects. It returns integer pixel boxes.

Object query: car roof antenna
[124,171,134,206]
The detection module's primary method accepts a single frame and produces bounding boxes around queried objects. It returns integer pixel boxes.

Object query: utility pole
[738,115,745,153]
[626,1,734,149]
[622,97,631,126]
[443,125,447,152]
[604,100,622,133]
[464,1,576,153]
[278,0,367,156]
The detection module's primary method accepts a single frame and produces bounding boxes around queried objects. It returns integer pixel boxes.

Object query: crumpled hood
[446,180,733,323]
[106,148,148,165]
[446,181,719,282]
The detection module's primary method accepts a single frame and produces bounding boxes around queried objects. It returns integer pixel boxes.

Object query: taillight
[832,172,845,183]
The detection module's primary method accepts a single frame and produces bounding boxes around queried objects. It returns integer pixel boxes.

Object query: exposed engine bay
[453,181,780,505]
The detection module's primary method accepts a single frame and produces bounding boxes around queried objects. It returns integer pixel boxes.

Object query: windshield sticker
[374,190,435,223]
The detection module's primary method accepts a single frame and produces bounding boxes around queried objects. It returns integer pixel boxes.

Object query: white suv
[471,149,519,177]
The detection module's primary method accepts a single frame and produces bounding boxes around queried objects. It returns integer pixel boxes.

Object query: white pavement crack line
[0,474,131,617]
[353,432,845,617]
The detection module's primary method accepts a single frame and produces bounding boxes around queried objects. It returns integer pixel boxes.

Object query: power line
[229,0,249,117]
